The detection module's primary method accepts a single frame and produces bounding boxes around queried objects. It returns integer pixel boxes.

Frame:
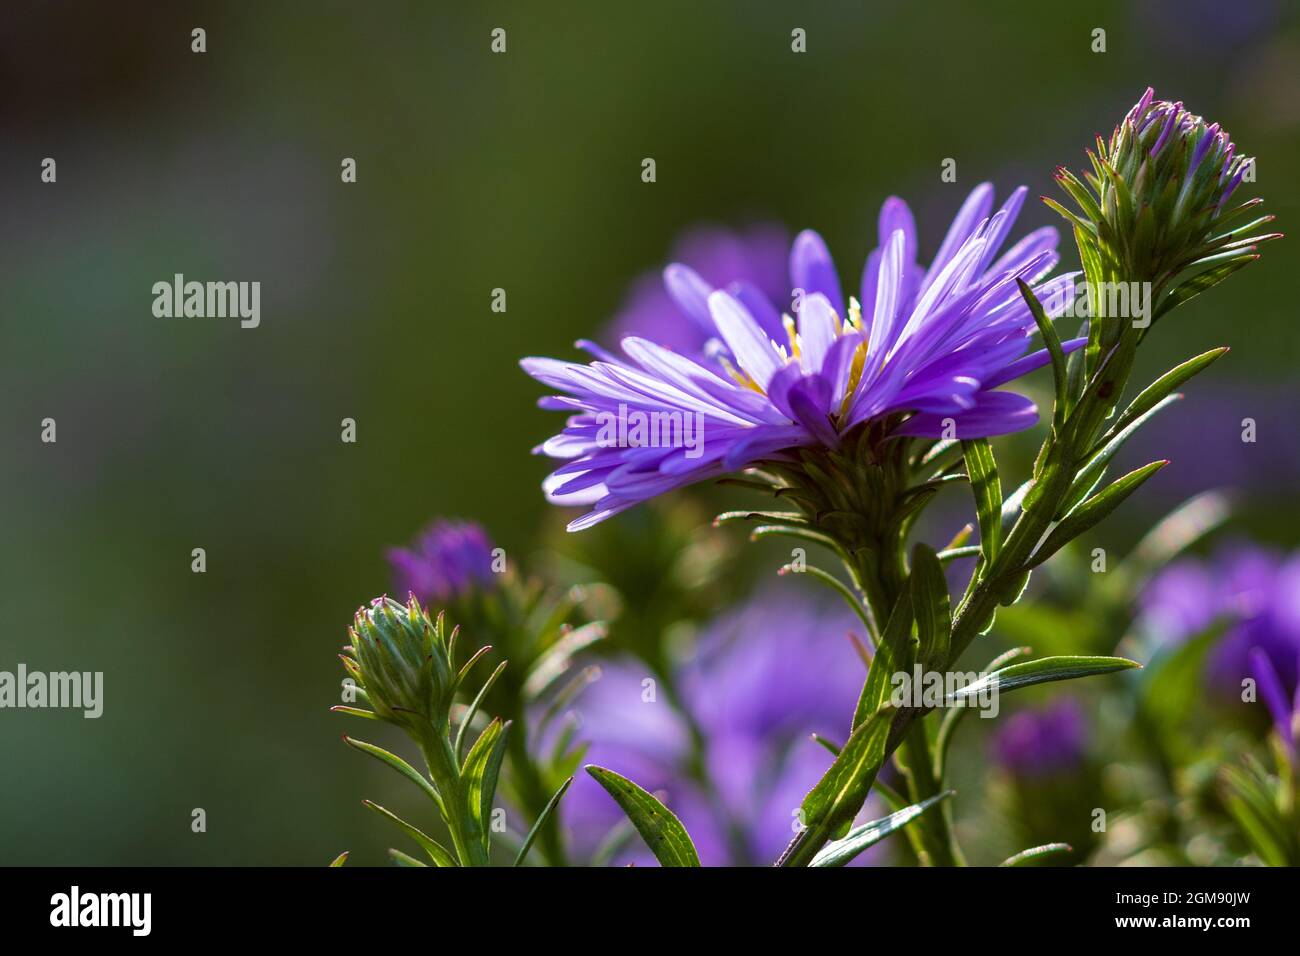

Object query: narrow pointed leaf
[852,591,913,729]
[585,765,700,867]
[910,543,951,668]
[1098,346,1228,456]
[461,718,510,849]
[789,704,895,864]
[1059,394,1180,518]
[947,655,1140,704]
[362,800,457,867]
[513,776,574,866]
[1155,257,1257,321]
[455,660,508,760]
[328,851,349,867]
[388,848,428,867]
[1027,461,1168,569]
[343,736,442,808]
[1000,843,1074,867]
[330,705,379,720]
[810,791,954,867]
[962,439,1002,567]
[1017,278,1068,426]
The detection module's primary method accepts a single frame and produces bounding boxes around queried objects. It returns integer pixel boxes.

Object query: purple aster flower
[386,519,498,605]
[555,591,871,865]
[603,224,790,356]
[990,698,1089,781]
[1141,544,1300,719]
[524,184,1085,530]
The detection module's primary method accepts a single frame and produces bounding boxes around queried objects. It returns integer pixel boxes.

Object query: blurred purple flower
[1141,544,1300,716]
[1250,648,1297,754]
[603,225,790,356]
[990,698,1089,780]
[386,519,497,605]
[524,184,1084,530]
[556,592,869,865]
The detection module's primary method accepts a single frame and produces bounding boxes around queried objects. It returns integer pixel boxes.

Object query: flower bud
[1051,88,1277,308]
[342,596,452,733]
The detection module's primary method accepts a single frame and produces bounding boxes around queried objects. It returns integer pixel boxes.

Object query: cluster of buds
[1050,88,1278,325]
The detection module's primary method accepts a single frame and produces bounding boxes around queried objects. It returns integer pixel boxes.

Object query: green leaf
[936,545,981,565]
[791,704,895,863]
[809,791,954,867]
[1000,843,1074,867]
[585,765,700,867]
[1098,347,1228,452]
[455,660,508,760]
[343,736,442,810]
[852,590,914,730]
[962,439,1002,568]
[328,851,349,867]
[1017,278,1068,427]
[362,800,457,867]
[810,733,842,757]
[461,717,510,851]
[1156,257,1257,321]
[513,776,574,867]
[1026,461,1168,569]
[947,655,1140,704]
[330,705,379,720]
[387,848,428,867]
[910,544,951,668]
[1058,395,1180,519]
[714,509,813,527]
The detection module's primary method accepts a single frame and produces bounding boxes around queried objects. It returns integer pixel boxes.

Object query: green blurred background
[1,0,1296,864]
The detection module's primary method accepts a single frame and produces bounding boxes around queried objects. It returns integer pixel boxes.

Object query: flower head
[990,698,1089,780]
[525,185,1083,530]
[387,520,498,604]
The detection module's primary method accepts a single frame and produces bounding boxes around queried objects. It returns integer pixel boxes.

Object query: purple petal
[895,390,1039,438]
[708,291,783,390]
[790,230,845,318]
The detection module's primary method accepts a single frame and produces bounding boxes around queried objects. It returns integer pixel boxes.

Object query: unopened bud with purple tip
[1049,88,1278,322]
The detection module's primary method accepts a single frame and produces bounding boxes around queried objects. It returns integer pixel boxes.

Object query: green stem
[899,722,963,866]
[420,729,490,867]
[855,544,964,867]
[785,332,1144,868]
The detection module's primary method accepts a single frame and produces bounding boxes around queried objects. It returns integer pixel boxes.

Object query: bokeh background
[1,0,1296,865]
